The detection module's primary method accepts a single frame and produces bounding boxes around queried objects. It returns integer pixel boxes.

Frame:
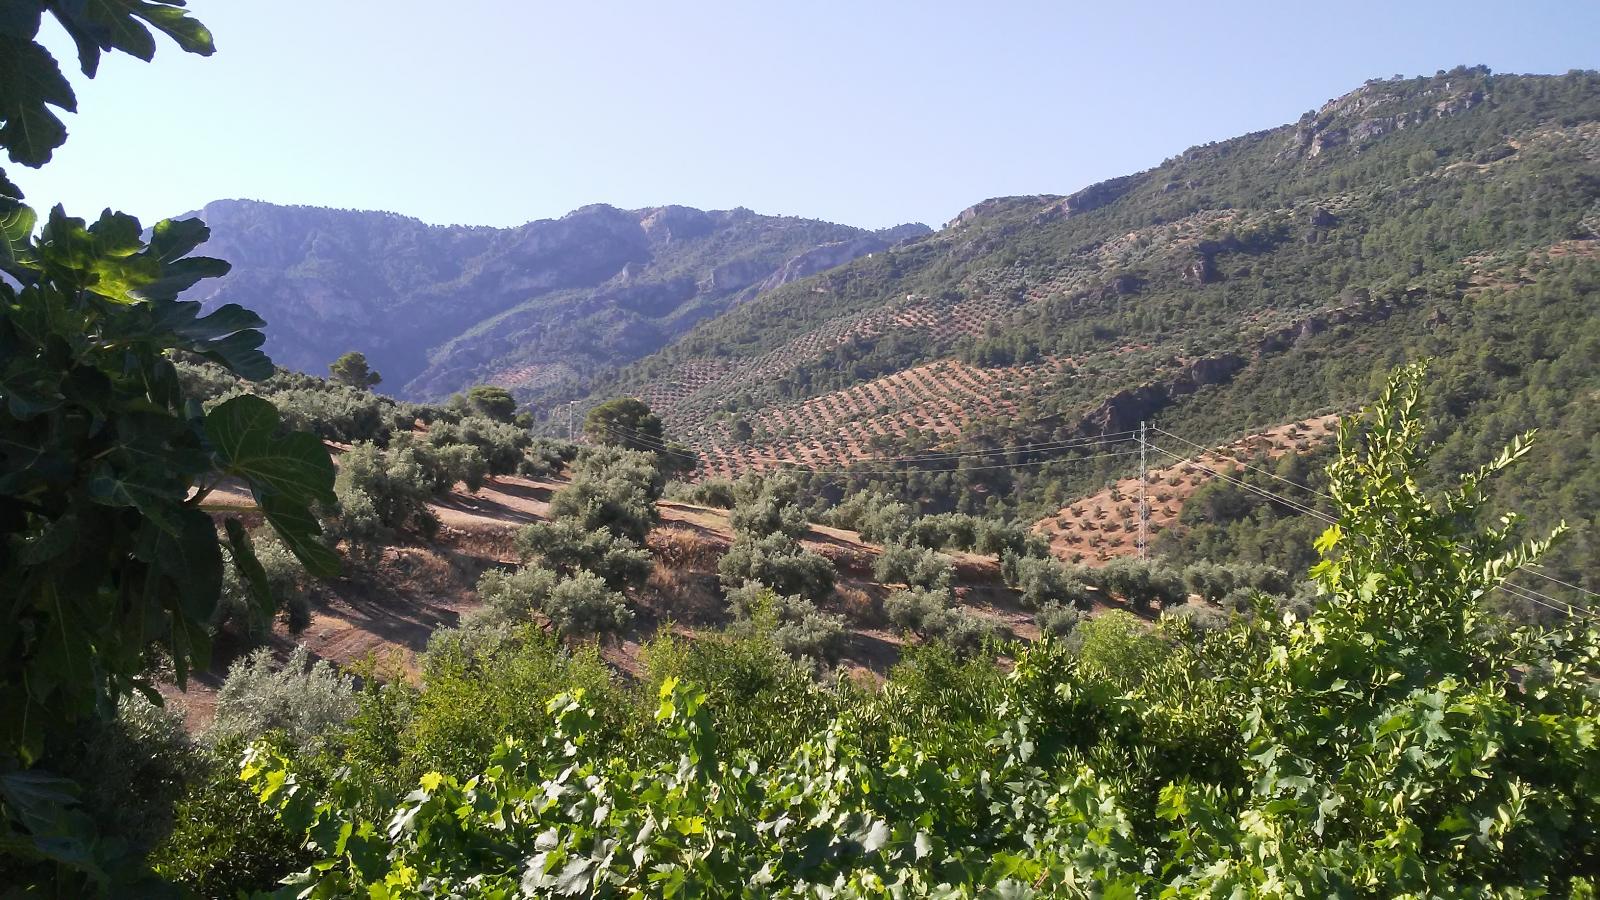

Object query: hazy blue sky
[14,0,1599,230]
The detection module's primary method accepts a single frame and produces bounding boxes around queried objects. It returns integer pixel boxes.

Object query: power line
[1147,444,1338,524]
[1523,564,1600,601]
[1152,425,1335,502]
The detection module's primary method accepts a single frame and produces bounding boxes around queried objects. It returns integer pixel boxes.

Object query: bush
[1161,603,1233,636]
[873,541,954,591]
[883,586,994,654]
[427,415,530,474]
[323,483,386,559]
[430,442,489,492]
[545,570,634,638]
[827,491,911,543]
[518,438,573,479]
[724,582,846,663]
[729,492,810,539]
[673,477,738,509]
[471,566,632,639]
[270,383,408,445]
[209,646,358,748]
[1034,602,1083,637]
[335,441,438,536]
[1001,552,1092,609]
[718,532,836,599]
[516,519,652,590]
[1068,610,1169,687]
[550,446,664,543]
[148,737,312,897]
[1097,556,1187,611]
[215,532,314,639]
[1183,561,1293,603]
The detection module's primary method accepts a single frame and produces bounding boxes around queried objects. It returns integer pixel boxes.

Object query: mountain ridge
[184,197,931,403]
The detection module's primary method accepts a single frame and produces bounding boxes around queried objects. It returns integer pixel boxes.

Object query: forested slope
[585,67,1600,609]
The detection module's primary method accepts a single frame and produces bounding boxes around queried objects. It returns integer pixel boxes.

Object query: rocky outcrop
[756,236,889,294]
[1076,353,1247,435]
[1283,67,1491,160]
[640,205,714,242]
[945,196,1059,229]
[1036,175,1142,222]
[1182,254,1220,285]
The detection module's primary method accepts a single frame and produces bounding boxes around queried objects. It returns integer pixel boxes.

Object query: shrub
[215,532,315,639]
[724,582,846,663]
[209,646,358,748]
[323,483,386,558]
[470,565,561,628]
[1068,609,1169,688]
[148,737,312,897]
[718,532,836,599]
[518,438,573,479]
[1097,556,1187,611]
[543,570,634,638]
[550,446,664,543]
[428,415,530,474]
[335,441,438,536]
[430,442,489,492]
[673,477,738,509]
[471,566,632,639]
[516,519,652,590]
[729,492,810,539]
[271,383,407,445]
[1161,603,1233,636]
[1034,602,1083,637]
[827,491,911,543]
[873,541,954,591]
[883,587,994,653]
[1001,552,1093,609]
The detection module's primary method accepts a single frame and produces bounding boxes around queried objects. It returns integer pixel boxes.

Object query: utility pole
[1137,420,1148,560]
[568,401,576,442]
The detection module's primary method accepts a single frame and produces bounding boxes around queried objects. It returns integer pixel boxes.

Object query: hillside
[578,67,1600,605]
[185,199,929,404]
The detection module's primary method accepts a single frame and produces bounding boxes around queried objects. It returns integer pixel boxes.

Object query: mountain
[186,199,930,403]
[575,66,1600,604]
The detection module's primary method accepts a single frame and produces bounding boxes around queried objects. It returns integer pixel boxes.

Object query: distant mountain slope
[186,199,929,402]
[587,67,1598,466]
[576,67,1600,610]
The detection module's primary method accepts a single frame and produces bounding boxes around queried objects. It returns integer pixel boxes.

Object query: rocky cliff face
[1284,66,1492,159]
[185,199,930,404]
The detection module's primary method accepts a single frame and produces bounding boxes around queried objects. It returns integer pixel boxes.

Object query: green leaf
[0,37,76,167]
[224,517,274,619]
[206,394,338,576]
[147,216,211,262]
[131,2,216,56]
[0,197,35,267]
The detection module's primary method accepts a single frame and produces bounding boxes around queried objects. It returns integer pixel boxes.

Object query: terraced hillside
[574,68,1600,606]
[591,70,1598,471]
[1034,415,1341,566]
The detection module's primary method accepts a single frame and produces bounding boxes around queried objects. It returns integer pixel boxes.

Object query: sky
[13,0,1600,231]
